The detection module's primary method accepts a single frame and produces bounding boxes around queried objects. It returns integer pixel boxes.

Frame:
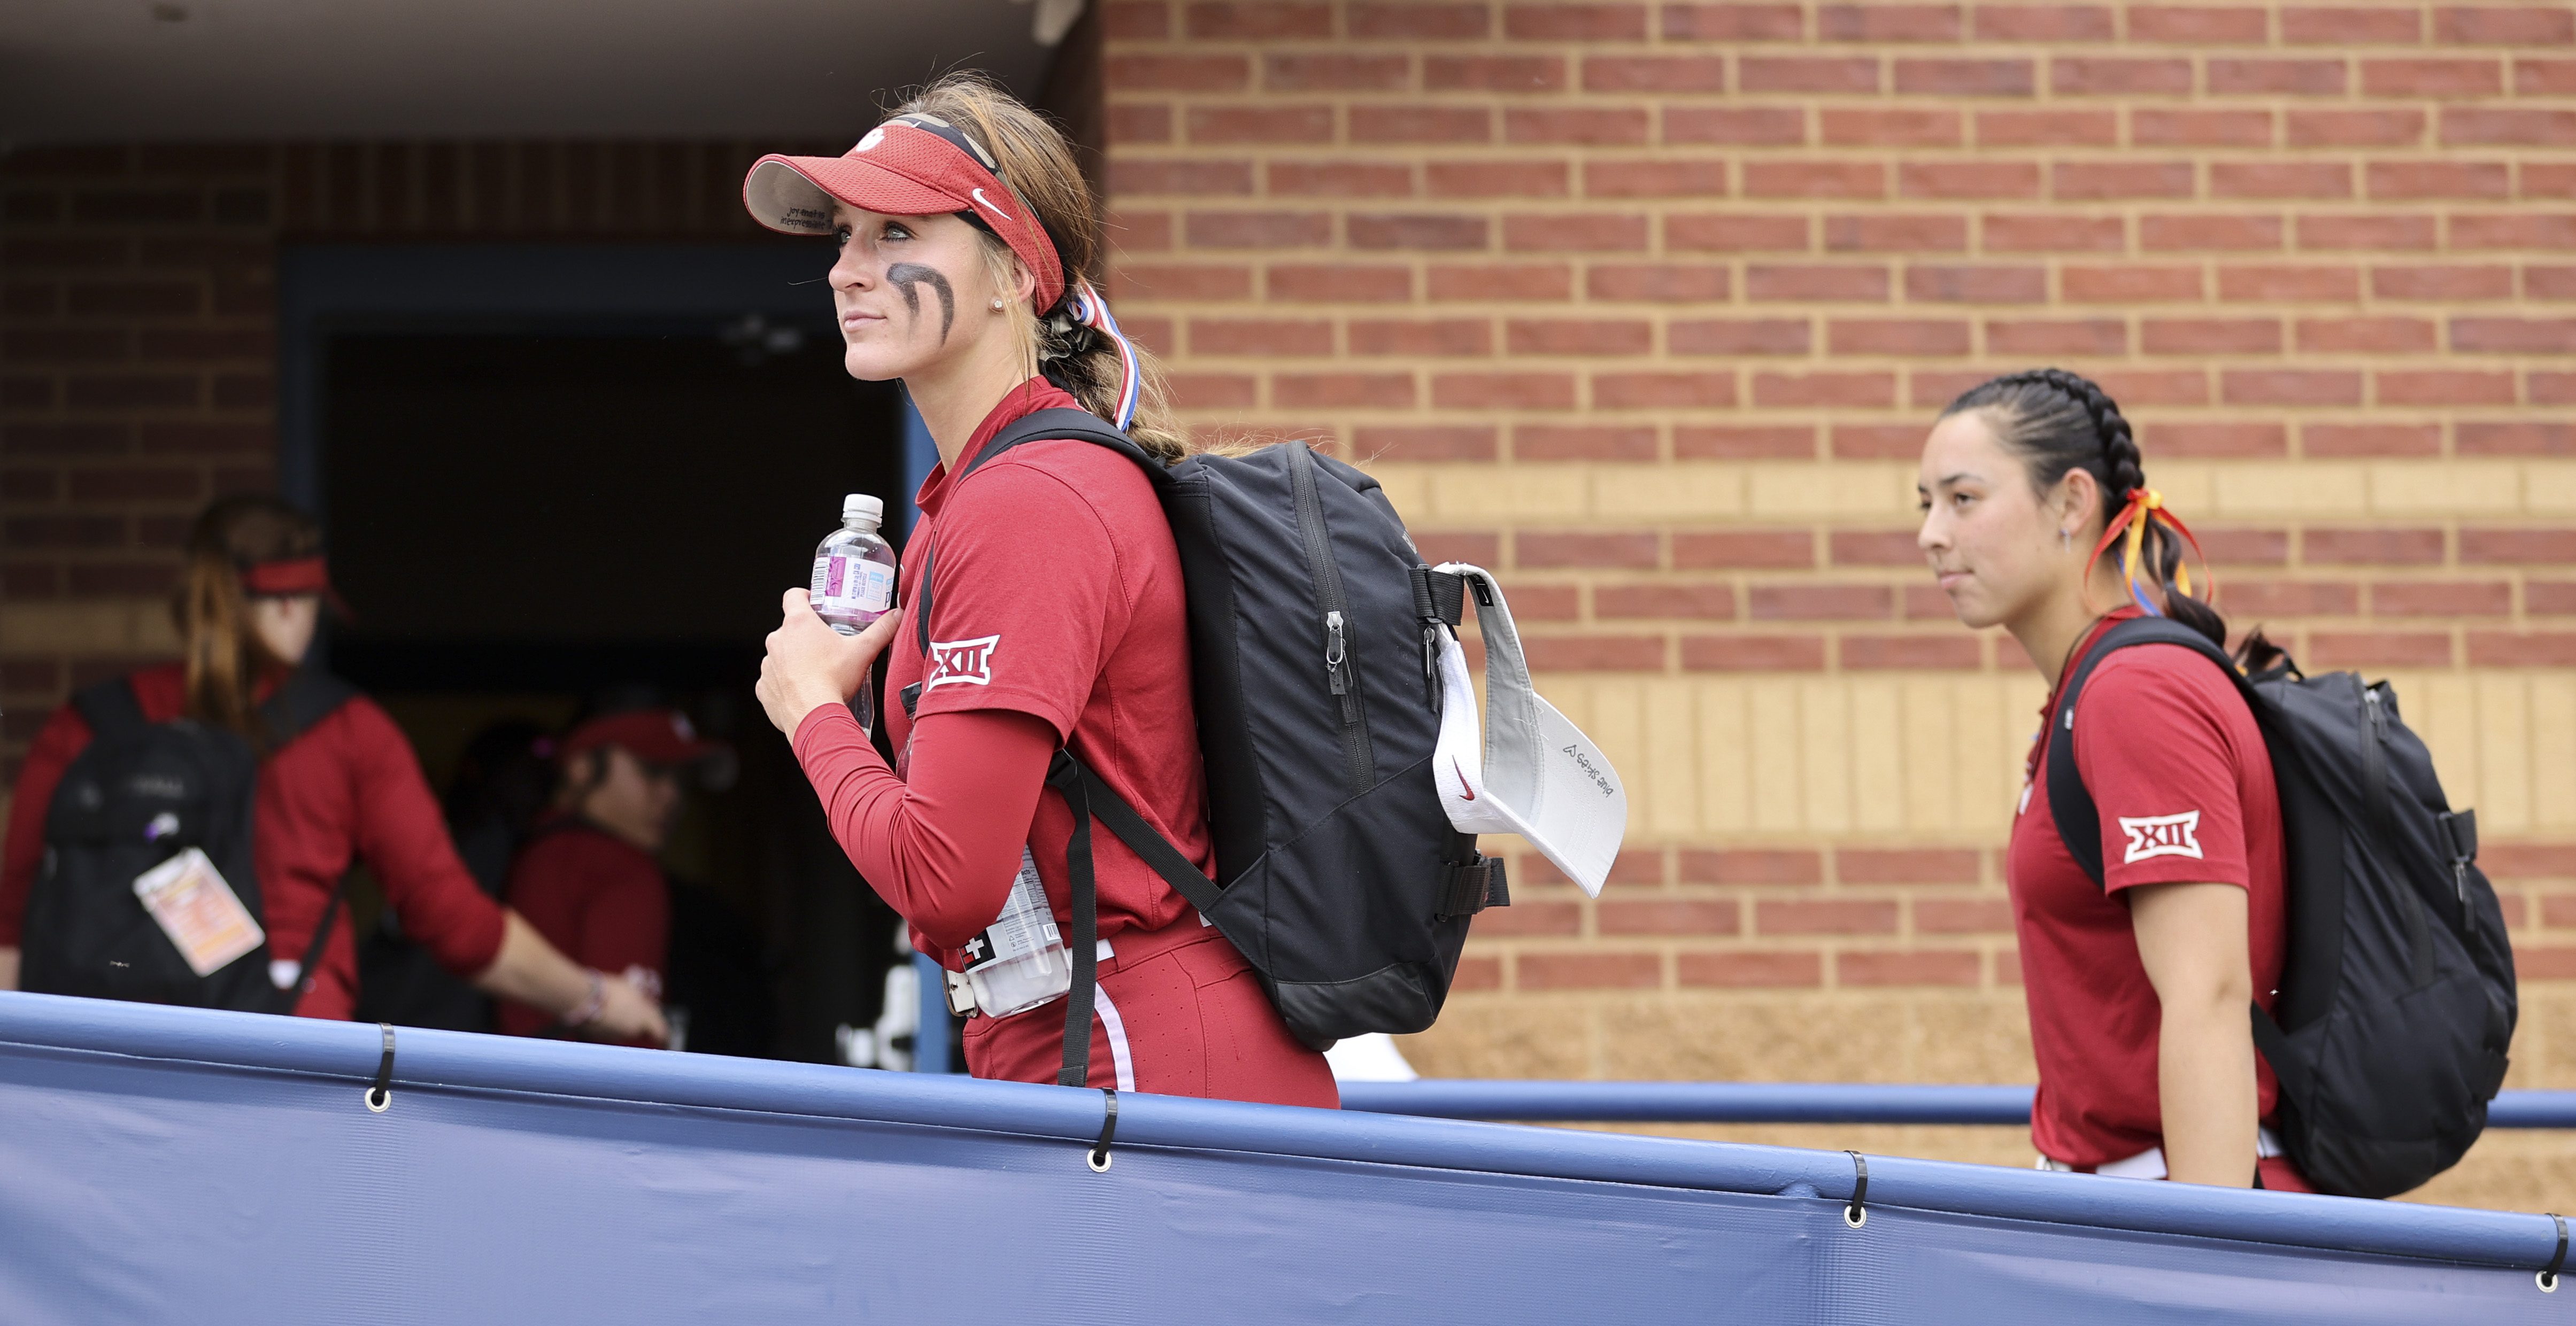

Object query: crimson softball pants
[962,916,1339,1108]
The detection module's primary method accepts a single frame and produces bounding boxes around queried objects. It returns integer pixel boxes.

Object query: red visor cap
[240,555,353,618]
[561,709,727,770]
[742,115,1066,312]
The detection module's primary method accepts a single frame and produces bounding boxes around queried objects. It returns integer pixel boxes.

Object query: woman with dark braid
[1916,368,2308,1190]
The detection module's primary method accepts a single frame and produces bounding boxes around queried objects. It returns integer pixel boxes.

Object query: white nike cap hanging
[1429,564,1629,897]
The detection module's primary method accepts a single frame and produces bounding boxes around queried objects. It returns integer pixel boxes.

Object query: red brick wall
[1094,0,2576,1113]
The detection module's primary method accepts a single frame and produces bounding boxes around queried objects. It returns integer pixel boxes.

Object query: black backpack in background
[905,409,1509,1081]
[2050,617,2517,1197]
[25,670,358,1013]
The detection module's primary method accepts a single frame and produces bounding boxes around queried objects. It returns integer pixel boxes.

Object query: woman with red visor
[0,496,667,1043]
[749,76,1335,1106]
[1916,369,2308,1190]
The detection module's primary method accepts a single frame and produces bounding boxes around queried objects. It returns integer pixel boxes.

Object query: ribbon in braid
[2086,487,2212,617]
[1061,280,1141,431]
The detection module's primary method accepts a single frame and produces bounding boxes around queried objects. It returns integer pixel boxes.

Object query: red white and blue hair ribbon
[1063,280,1140,431]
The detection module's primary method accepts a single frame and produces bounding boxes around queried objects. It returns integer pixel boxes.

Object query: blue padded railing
[1338,1080,2576,1128]
[2,990,2572,1323]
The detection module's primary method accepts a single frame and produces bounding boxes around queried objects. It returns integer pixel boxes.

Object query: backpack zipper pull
[1422,624,1443,709]
[1324,610,1361,723]
[1325,611,1347,695]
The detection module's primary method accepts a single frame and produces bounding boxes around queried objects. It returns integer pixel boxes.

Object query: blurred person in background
[499,704,774,1054]
[0,496,665,1044]
[496,709,723,1047]
[1916,369,2303,1190]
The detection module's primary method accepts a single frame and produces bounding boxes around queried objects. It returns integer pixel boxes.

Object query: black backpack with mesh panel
[2049,616,2517,1197]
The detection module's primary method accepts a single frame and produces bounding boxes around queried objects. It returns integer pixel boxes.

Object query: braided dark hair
[1941,368,2270,664]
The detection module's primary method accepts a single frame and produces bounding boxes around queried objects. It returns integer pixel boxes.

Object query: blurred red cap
[560,709,727,770]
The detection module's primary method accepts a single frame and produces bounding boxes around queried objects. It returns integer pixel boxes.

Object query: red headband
[239,555,330,597]
[742,114,1067,312]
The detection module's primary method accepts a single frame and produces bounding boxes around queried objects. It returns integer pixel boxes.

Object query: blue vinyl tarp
[0,991,2565,1324]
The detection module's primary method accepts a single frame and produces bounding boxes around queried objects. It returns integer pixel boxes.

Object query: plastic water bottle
[810,494,898,732]
[961,849,1074,1017]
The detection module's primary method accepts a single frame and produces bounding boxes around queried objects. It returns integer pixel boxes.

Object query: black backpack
[2050,617,2517,1197]
[25,670,359,1013]
[902,409,1509,1084]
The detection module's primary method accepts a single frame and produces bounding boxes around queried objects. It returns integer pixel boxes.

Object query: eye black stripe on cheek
[885,263,955,343]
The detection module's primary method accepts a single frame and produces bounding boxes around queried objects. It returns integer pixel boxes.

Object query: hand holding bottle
[805,493,900,733]
[759,588,900,737]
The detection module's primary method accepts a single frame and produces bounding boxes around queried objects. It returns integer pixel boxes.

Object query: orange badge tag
[131,847,266,978]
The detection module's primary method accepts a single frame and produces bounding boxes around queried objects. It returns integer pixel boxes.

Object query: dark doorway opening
[319,324,910,1064]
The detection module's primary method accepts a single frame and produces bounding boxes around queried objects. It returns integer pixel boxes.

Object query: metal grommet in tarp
[364,1022,395,1113]
[1843,1151,1869,1229]
[2539,1213,2566,1293]
[1086,1087,1118,1173]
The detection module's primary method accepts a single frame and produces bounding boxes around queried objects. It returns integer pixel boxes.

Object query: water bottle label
[963,848,1061,973]
[811,554,895,617]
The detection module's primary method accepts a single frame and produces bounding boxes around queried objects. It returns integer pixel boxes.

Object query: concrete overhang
[0,0,1071,146]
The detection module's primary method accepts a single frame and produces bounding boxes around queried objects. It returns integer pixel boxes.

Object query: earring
[2061,529,2073,553]
[989,297,1006,311]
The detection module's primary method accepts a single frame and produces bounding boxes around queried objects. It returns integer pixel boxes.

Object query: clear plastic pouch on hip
[960,847,1072,1017]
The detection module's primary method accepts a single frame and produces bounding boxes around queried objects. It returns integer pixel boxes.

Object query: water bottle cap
[842,494,884,526]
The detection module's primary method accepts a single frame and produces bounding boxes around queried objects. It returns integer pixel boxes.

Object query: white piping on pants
[1091,980,1137,1093]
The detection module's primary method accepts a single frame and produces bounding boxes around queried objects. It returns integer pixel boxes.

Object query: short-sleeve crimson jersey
[2007,609,2290,1168]
[881,379,1214,969]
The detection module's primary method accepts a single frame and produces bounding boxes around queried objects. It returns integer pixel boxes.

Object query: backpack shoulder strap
[252,669,365,1012]
[912,408,1163,677]
[1042,747,1223,1090]
[259,669,361,751]
[960,408,1160,482]
[2045,616,2245,887]
[71,676,151,743]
